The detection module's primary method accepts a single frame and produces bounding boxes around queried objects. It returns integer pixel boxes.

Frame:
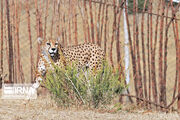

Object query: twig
[120,94,163,109]
[166,93,180,109]
[64,72,85,104]
[121,93,180,110]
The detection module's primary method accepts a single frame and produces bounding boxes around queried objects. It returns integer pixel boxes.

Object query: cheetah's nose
[52,48,56,51]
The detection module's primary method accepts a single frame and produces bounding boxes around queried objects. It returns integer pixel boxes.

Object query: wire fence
[0,0,180,111]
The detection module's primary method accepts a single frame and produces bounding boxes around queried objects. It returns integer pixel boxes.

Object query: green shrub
[44,61,126,108]
[124,0,149,14]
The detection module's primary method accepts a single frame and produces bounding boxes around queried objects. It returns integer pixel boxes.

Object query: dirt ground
[0,94,180,120]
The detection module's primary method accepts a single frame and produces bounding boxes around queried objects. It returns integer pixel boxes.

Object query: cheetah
[33,37,105,89]
[33,37,61,89]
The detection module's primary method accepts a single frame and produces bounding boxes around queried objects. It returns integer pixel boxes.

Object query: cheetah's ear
[56,37,64,49]
[56,37,61,43]
[37,37,43,44]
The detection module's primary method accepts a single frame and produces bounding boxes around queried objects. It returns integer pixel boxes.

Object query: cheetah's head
[38,37,61,57]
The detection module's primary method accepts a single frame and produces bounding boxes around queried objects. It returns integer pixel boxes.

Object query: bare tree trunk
[152,0,161,105]
[15,0,24,83]
[6,0,13,83]
[11,1,17,83]
[167,0,178,105]
[99,0,106,47]
[26,0,34,83]
[141,0,148,104]
[135,0,143,103]
[51,1,56,38]
[0,0,4,87]
[55,0,60,38]
[123,0,133,103]
[4,8,9,77]
[147,7,151,105]
[132,0,139,104]
[150,0,157,108]
[68,0,72,45]
[84,1,91,43]
[163,1,171,108]
[34,0,43,70]
[159,0,166,106]
[104,4,109,54]
[73,1,78,45]
[124,0,138,103]
[116,0,124,66]
[78,1,87,43]
[0,0,4,77]
[44,0,50,39]
[89,0,95,43]
[96,0,102,46]
[110,0,117,68]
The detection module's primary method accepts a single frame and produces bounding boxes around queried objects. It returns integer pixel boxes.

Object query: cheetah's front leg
[33,58,47,89]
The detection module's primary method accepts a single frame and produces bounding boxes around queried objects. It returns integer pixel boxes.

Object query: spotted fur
[61,43,105,71]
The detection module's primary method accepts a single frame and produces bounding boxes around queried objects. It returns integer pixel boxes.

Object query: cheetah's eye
[46,43,50,46]
[55,43,58,46]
